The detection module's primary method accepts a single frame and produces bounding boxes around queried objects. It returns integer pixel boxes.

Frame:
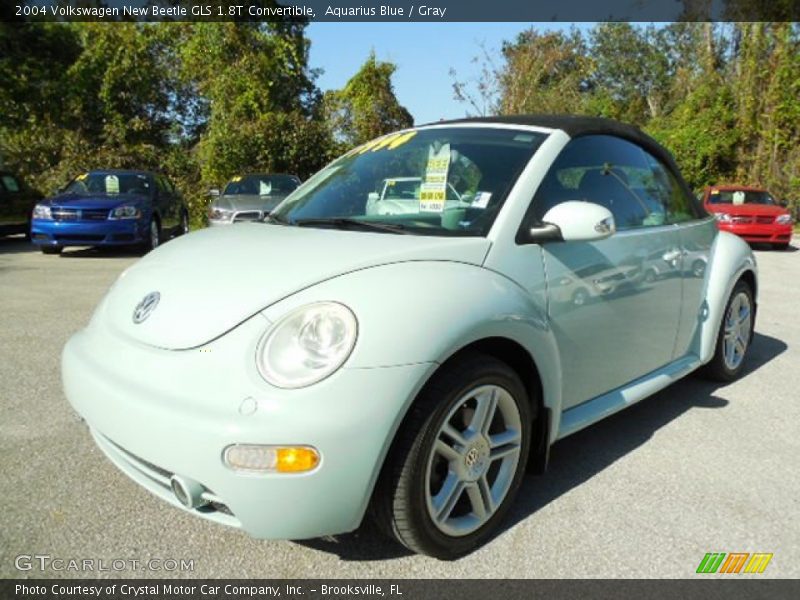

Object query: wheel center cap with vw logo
[463,438,490,481]
[132,291,161,324]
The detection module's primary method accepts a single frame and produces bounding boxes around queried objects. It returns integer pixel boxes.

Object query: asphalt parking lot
[1,236,798,578]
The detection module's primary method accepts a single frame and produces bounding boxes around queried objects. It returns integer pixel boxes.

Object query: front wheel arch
[369,350,534,557]
[367,337,548,526]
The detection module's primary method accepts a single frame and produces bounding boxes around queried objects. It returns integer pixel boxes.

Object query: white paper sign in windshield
[105,175,120,194]
[420,144,450,213]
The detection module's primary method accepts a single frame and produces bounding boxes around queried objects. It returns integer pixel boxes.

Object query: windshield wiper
[292,217,410,234]
[264,212,290,225]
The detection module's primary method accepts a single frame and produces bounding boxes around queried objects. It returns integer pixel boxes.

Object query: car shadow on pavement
[295,332,787,561]
[59,245,144,258]
[752,242,798,253]
[0,236,36,254]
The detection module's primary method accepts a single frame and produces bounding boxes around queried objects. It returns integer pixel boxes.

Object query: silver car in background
[207,173,301,226]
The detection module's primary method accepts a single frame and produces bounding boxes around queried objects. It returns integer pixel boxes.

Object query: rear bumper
[717,222,793,244]
[31,218,146,246]
[62,316,433,539]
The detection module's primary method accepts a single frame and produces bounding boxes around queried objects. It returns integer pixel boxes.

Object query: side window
[528,135,668,231]
[1,175,21,193]
[642,152,698,223]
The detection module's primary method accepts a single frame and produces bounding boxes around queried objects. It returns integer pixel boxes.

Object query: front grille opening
[55,234,105,242]
[201,502,234,516]
[105,436,234,518]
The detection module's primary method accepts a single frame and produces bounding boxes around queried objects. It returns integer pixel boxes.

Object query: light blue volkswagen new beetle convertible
[63,116,757,559]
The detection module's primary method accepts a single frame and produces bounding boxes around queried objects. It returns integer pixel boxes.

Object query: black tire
[701,279,754,382]
[371,352,533,559]
[40,245,62,255]
[772,242,790,251]
[179,211,190,236]
[142,217,160,253]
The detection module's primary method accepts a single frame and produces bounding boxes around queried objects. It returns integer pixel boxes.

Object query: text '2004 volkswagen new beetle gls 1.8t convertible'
[63,116,758,559]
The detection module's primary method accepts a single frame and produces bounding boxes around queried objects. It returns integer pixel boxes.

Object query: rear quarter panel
[696,230,758,363]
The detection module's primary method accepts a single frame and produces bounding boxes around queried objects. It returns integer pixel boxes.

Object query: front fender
[260,259,562,436]
[698,231,758,363]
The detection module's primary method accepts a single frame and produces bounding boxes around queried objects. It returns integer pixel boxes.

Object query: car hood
[705,203,788,217]
[99,223,491,349]
[216,194,288,213]
[48,193,149,210]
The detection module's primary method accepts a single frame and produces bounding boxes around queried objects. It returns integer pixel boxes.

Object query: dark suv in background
[0,171,42,239]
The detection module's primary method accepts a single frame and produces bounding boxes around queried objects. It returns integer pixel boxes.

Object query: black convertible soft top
[433,114,705,218]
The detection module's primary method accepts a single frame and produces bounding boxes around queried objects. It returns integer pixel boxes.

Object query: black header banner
[4,0,800,23]
[3,579,800,600]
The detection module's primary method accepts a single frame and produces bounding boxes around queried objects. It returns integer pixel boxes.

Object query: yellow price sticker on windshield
[371,133,403,152]
[388,130,417,149]
[357,137,385,154]
[76,173,88,181]
[231,176,242,182]
[356,130,418,155]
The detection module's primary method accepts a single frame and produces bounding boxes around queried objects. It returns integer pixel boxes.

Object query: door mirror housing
[525,201,616,243]
[208,188,220,197]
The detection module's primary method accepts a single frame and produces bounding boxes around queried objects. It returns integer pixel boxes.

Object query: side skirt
[556,355,702,441]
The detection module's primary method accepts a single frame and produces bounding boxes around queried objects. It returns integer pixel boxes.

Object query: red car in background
[701,185,794,250]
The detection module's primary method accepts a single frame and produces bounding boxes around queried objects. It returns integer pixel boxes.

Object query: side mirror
[526,201,616,243]
[779,200,788,208]
[208,188,220,197]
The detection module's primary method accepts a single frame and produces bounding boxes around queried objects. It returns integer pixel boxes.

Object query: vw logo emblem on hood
[132,291,160,324]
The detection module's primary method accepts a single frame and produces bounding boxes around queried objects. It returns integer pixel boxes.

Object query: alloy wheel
[722,291,751,370]
[150,220,160,249]
[425,384,522,537]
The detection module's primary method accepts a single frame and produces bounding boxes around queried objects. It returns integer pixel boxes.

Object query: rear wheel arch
[739,269,757,304]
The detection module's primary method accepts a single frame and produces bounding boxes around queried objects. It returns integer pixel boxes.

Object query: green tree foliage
[497,29,591,116]
[452,23,800,206]
[0,21,410,226]
[324,52,413,147]
[179,21,335,219]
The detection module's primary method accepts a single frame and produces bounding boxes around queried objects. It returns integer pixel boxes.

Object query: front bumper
[62,315,433,539]
[717,222,792,244]
[31,218,146,246]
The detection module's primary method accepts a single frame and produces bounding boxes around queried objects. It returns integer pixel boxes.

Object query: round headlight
[257,302,358,388]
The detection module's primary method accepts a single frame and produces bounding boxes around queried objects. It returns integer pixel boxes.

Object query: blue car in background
[31,170,189,255]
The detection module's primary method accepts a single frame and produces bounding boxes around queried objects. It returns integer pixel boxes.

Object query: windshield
[63,172,152,196]
[708,189,776,205]
[271,127,547,236]
[224,174,300,196]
